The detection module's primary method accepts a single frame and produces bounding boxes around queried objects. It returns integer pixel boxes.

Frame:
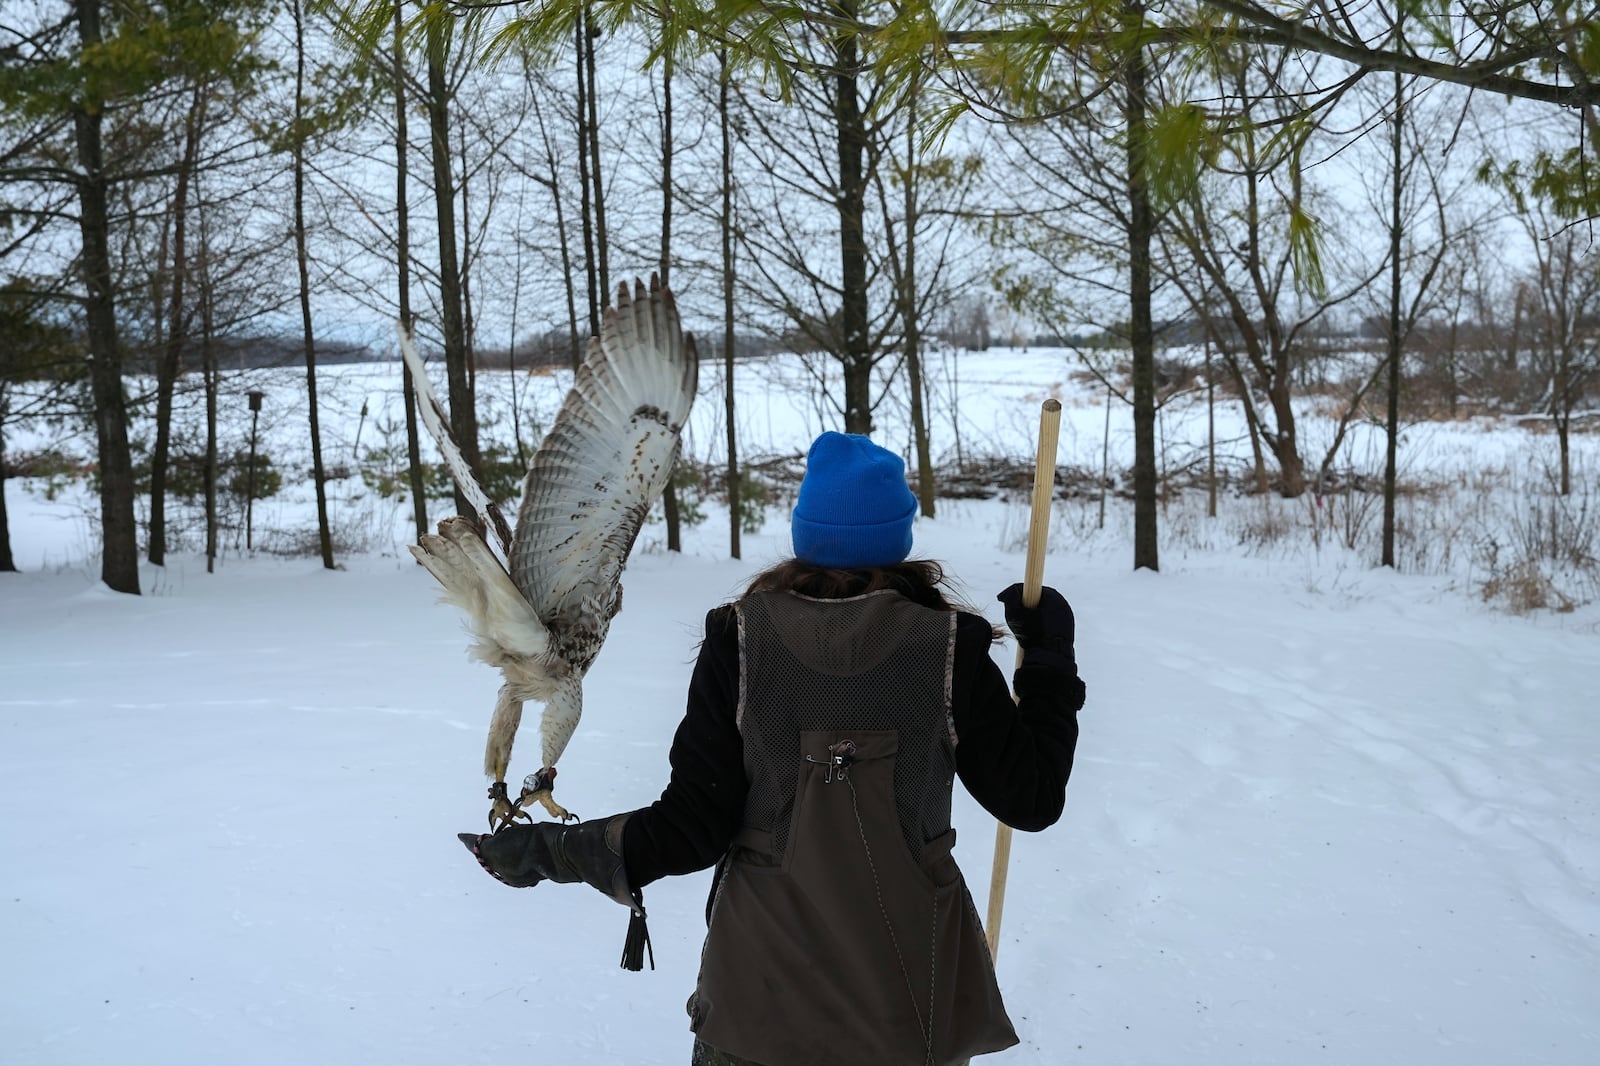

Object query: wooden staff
[986,397,1062,962]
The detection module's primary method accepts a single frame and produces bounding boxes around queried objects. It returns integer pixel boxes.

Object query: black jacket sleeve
[621,605,747,889]
[950,611,1083,832]
[622,602,1084,885]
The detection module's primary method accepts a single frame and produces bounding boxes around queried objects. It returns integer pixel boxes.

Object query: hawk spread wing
[403,276,698,825]
[511,277,698,638]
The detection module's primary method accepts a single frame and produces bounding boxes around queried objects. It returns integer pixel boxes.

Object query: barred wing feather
[510,276,699,627]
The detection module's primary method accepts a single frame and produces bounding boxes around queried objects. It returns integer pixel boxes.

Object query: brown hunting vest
[691,590,1018,1066]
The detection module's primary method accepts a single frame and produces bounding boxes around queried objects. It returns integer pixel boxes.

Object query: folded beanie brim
[790,431,918,570]
[791,500,916,569]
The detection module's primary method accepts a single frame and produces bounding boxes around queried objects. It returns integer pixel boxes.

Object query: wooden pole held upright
[986,398,1062,962]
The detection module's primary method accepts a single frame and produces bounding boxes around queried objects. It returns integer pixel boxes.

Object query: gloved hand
[460,824,555,887]
[996,582,1076,655]
[460,814,656,972]
[458,814,635,908]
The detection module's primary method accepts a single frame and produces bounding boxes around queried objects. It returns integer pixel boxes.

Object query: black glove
[996,582,1076,655]
[458,814,635,909]
[459,814,656,971]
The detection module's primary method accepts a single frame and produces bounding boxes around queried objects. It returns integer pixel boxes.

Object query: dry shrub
[1471,459,1598,612]
[1236,495,1297,552]
[1508,470,1596,571]
[1318,482,1385,551]
[1394,494,1474,575]
[1479,558,1576,614]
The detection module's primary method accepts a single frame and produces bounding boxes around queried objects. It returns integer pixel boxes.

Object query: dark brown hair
[740,558,971,614]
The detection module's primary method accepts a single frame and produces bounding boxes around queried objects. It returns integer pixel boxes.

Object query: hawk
[402,276,699,829]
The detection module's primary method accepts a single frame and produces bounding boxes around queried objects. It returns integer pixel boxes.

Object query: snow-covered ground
[3,348,1598,1064]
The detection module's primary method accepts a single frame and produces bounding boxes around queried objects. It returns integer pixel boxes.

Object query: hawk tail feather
[411,517,550,665]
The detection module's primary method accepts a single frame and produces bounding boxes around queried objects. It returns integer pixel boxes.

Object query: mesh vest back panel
[735,589,957,860]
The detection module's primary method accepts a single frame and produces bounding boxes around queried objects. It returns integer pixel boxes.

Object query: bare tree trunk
[1099,385,1111,529]
[0,395,14,571]
[1245,413,1268,492]
[1555,357,1572,495]
[1266,161,1304,502]
[74,0,139,594]
[196,168,219,574]
[1506,284,1524,390]
[901,92,934,517]
[946,348,965,471]
[150,87,203,566]
[720,49,740,561]
[293,0,335,569]
[1206,338,1217,518]
[574,16,598,337]
[1125,3,1159,571]
[151,183,169,380]
[1263,380,1307,497]
[1445,315,1460,419]
[1541,237,1580,499]
[427,17,480,520]
[201,233,218,574]
[508,181,528,467]
[659,49,682,552]
[835,2,871,434]
[659,50,673,280]
[1222,350,1270,492]
[396,2,427,540]
[1558,416,1571,496]
[459,119,476,397]
[1382,70,1403,568]
[584,4,608,307]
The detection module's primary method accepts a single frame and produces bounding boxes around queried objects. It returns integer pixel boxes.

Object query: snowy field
[3,346,1599,1065]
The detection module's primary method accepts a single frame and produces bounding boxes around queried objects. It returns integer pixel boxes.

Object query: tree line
[1,0,1595,591]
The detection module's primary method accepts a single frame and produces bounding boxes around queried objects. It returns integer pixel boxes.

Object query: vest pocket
[788,729,959,894]
[788,729,945,1056]
[697,727,1016,1065]
[782,729,898,872]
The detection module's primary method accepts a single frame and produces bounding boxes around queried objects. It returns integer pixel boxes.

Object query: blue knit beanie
[791,432,917,569]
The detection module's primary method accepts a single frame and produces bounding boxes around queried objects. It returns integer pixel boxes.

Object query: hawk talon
[488,803,533,832]
[518,768,577,822]
[487,780,534,832]
[522,786,578,823]
[485,771,576,828]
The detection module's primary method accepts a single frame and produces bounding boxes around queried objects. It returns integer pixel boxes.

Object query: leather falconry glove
[459,814,653,970]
